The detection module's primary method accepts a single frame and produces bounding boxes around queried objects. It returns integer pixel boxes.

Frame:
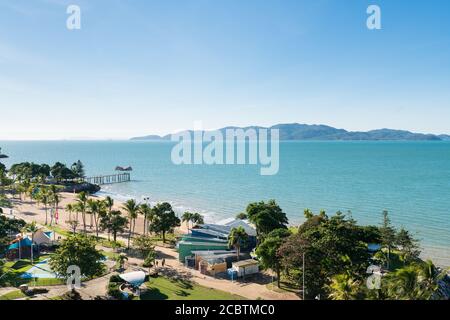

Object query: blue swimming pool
[20,259,58,279]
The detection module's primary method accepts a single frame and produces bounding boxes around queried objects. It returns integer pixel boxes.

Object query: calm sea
[1,140,449,266]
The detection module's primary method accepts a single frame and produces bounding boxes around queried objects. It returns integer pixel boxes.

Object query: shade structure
[119,271,146,287]
[8,237,33,250]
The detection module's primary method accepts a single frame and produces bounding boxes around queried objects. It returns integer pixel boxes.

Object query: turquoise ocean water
[1,140,449,266]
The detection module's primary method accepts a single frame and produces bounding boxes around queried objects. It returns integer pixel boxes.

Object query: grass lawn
[0,290,27,300]
[0,255,64,287]
[99,250,120,260]
[140,276,245,300]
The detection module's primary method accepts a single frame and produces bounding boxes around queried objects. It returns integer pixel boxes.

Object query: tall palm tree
[23,222,39,265]
[122,199,139,249]
[65,203,75,222]
[192,213,204,228]
[39,187,50,225]
[228,226,248,261]
[104,196,114,213]
[386,265,420,300]
[181,212,194,233]
[76,191,89,232]
[87,199,103,237]
[416,260,445,299]
[139,203,152,235]
[328,274,360,300]
[50,189,60,226]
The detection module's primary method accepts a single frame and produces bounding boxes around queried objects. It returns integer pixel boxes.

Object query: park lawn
[0,255,64,287]
[140,276,246,300]
[0,290,27,300]
[99,250,120,260]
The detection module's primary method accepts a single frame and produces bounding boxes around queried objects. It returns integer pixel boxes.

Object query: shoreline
[97,189,450,268]
[2,191,449,268]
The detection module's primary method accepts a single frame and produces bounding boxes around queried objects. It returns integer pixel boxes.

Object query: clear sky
[0,0,449,140]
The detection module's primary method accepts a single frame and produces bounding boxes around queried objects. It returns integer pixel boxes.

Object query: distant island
[131,123,450,141]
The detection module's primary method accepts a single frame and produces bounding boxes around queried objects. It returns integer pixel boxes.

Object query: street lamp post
[302,252,306,300]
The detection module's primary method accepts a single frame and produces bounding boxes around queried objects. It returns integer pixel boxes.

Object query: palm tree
[181,212,194,233]
[65,203,75,223]
[328,274,360,300]
[122,199,139,249]
[386,265,420,299]
[139,203,152,235]
[49,187,60,226]
[87,199,103,237]
[192,213,204,228]
[23,222,39,265]
[76,192,89,232]
[115,253,128,271]
[416,260,445,299]
[39,187,50,225]
[228,226,248,261]
[104,196,114,213]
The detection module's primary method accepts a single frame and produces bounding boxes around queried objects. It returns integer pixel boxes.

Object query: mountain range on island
[131,123,450,141]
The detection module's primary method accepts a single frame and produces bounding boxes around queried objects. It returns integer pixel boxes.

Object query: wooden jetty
[84,173,131,185]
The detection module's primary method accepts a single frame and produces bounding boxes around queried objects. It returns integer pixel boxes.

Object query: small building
[6,236,34,260]
[33,229,54,246]
[191,250,239,269]
[199,257,228,276]
[178,241,229,262]
[229,259,259,278]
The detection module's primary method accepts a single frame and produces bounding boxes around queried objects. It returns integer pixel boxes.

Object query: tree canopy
[149,202,180,243]
[246,200,288,241]
[49,234,105,280]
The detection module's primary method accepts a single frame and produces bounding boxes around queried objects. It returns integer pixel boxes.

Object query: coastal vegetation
[49,234,105,280]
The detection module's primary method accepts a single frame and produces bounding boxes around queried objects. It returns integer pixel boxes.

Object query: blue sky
[0,0,449,139]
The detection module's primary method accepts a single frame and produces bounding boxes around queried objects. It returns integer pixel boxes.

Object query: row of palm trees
[15,182,62,226]
[65,194,206,250]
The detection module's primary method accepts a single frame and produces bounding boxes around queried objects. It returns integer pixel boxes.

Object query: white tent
[119,271,146,287]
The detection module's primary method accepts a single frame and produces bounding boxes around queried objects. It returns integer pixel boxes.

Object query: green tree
[256,236,283,287]
[246,200,288,242]
[38,187,51,225]
[235,212,248,220]
[122,199,139,249]
[181,212,194,232]
[143,248,157,271]
[71,160,85,179]
[49,234,105,280]
[396,228,420,263]
[192,213,204,227]
[380,210,397,270]
[132,235,155,258]
[76,192,89,232]
[139,203,153,235]
[115,253,128,270]
[149,202,180,243]
[23,222,39,265]
[87,199,105,237]
[228,226,248,261]
[327,274,361,300]
[256,228,291,288]
[279,211,370,299]
[100,210,128,242]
